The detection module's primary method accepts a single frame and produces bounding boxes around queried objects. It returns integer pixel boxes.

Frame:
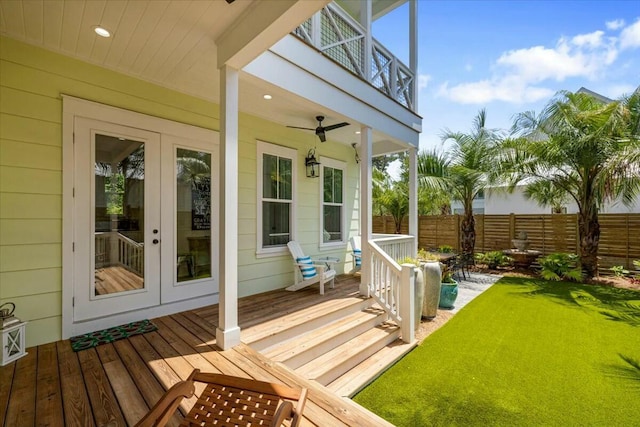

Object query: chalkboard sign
[191,177,211,230]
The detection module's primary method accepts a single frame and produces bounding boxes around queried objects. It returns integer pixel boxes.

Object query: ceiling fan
[287,116,350,142]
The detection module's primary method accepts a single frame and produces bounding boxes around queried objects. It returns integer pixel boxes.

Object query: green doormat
[70,319,157,351]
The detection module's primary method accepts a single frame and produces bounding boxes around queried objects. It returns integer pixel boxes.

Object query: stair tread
[295,322,400,380]
[263,307,386,362]
[327,338,417,397]
[242,295,370,344]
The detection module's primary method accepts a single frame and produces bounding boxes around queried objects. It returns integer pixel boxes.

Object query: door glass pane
[94,134,145,296]
[176,149,212,282]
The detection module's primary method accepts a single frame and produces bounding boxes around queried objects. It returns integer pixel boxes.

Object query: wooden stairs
[242,287,417,398]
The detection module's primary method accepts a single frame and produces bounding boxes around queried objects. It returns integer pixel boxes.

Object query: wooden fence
[373,214,640,271]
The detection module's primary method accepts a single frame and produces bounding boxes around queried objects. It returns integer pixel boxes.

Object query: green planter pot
[439,280,459,309]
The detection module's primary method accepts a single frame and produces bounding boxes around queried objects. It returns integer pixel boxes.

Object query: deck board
[35,343,64,427]
[56,340,96,427]
[1,276,393,426]
[5,349,37,426]
[0,360,15,423]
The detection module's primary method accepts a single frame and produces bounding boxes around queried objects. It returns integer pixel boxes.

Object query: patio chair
[452,253,474,281]
[135,369,308,427]
[350,235,361,271]
[286,241,336,295]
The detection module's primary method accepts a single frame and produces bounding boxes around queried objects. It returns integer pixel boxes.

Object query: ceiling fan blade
[286,126,316,131]
[323,122,350,132]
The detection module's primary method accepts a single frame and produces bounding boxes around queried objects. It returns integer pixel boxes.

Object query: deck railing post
[400,264,415,343]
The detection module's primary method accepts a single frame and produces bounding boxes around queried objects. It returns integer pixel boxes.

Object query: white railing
[368,240,415,343]
[372,234,415,261]
[95,231,144,276]
[293,3,415,110]
[117,233,144,276]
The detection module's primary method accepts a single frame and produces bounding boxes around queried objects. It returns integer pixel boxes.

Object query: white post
[359,126,373,297]
[409,146,418,257]
[409,0,418,110]
[360,0,372,82]
[216,65,241,350]
[400,264,416,343]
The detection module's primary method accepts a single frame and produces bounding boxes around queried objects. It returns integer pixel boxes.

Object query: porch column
[216,65,241,350]
[359,126,373,297]
[360,0,372,82]
[408,146,418,257]
[409,0,418,109]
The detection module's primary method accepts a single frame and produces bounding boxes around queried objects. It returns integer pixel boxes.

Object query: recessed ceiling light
[94,26,111,38]
[263,94,272,100]
[355,131,361,134]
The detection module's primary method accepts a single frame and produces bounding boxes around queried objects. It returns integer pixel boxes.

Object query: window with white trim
[257,141,296,254]
[320,157,346,246]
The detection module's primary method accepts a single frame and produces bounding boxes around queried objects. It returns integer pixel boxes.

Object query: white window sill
[256,247,289,259]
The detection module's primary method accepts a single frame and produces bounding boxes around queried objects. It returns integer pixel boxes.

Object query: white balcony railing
[367,234,416,343]
[293,3,415,110]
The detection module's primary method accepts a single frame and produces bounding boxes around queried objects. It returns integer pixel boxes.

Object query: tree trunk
[460,212,476,256]
[578,209,600,278]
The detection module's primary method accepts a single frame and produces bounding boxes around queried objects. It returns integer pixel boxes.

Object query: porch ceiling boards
[0,276,393,426]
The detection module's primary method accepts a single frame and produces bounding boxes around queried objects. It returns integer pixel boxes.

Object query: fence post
[575,213,580,254]
[455,214,461,252]
[509,213,515,242]
[400,264,415,344]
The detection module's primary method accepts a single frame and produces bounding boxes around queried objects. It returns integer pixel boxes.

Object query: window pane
[333,169,343,203]
[279,157,292,200]
[323,168,333,203]
[176,148,211,282]
[323,205,342,242]
[263,154,277,199]
[263,201,290,247]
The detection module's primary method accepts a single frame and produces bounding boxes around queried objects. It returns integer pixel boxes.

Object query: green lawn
[354,277,640,426]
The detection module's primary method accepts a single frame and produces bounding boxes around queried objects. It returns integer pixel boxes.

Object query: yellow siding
[0,36,361,347]
[0,268,61,298]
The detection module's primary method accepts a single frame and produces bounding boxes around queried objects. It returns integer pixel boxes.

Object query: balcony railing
[293,3,415,110]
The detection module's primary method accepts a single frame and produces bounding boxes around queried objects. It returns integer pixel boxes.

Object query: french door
[73,118,217,322]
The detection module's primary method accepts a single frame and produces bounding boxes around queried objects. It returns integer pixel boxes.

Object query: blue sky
[373,1,640,152]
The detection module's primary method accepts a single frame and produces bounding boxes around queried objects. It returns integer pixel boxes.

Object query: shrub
[398,257,420,267]
[538,253,583,282]
[609,265,630,277]
[417,248,440,262]
[441,263,455,283]
[438,245,454,254]
[475,251,513,269]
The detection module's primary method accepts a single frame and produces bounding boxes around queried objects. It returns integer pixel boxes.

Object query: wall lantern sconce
[305,149,321,178]
[1,302,28,366]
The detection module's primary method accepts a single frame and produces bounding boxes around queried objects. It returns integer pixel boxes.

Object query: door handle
[152,239,159,244]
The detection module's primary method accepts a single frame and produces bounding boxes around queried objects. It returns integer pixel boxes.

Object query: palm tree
[523,180,568,213]
[419,109,501,256]
[504,88,640,277]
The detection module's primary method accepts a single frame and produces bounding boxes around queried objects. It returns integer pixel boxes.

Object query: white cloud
[620,18,640,49]
[437,79,553,105]
[418,74,432,90]
[437,26,622,105]
[572,30,605,48]
[606,19,625,30]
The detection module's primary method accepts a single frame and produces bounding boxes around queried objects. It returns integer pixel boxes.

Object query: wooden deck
[95,266,144,295]
[0,276,395,426]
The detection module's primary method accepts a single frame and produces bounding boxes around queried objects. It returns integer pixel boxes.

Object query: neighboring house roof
[576,87,614,104]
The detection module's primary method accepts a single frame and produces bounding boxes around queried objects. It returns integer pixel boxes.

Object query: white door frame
[73,118,161,321]
[62,96,220,338]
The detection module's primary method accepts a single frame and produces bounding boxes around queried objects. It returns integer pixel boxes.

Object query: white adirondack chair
[286,241,337,295]
[350,235,361,272]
